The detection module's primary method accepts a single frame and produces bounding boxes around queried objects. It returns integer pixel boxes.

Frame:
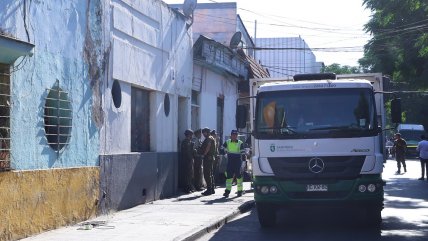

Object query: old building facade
[0,0,193,240]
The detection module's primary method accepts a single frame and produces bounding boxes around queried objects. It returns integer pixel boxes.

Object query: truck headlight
[260,186,269,194]
[367,184,376,192]
[269,186,278,194]
[358,185,367,192]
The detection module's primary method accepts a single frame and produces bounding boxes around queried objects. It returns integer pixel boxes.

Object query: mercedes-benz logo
[308,157,325,174]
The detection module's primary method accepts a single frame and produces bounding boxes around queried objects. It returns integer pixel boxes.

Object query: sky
[163,0,373,67]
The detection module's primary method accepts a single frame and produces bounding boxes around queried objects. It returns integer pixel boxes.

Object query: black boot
[202,188,214,196]
[223,190,230,197]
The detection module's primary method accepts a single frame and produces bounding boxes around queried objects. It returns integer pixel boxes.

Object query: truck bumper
[254,174,384,208]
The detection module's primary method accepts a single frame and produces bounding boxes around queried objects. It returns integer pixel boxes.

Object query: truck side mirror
[391,98,402,124]
[236,105,247,129]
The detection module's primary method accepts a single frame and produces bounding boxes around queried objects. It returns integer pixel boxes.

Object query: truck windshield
[255,88,377,139]
[399,130,425,146]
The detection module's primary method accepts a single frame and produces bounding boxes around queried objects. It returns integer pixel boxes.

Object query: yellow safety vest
[226,139,243,154]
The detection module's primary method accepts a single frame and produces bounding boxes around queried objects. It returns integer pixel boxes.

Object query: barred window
[43,81,72,152]
[0,64,10,171]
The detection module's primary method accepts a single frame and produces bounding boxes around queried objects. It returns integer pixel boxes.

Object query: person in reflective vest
[222,130,245,197]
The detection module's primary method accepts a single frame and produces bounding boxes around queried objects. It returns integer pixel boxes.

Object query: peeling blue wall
[0,0,103,170]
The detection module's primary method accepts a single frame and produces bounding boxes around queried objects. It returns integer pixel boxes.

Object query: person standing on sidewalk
[200,127,216,196]
[222,130,245,198]
[192,129,204,191]
[393,133,407,174]
[416,135,428,180]
[210,129,220,187]
[181,129,196,193]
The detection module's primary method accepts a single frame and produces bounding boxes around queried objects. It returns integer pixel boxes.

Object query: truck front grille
[268,156,365,180]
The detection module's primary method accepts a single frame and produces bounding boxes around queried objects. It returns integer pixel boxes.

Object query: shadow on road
[384,176,428,202]
[206,207,428,241]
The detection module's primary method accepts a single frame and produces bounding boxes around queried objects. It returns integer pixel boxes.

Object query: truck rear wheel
[256,203,276,228]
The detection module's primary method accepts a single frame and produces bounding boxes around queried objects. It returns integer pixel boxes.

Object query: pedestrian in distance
[392,133,407,174]
[192,129,204,191]
[222,130,245,198]
[200,127,216,196]
[416,135,428,180]
[181,129,196,193]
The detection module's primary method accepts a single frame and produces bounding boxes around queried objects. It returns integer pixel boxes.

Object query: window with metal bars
[0,64,10,171]
[43,80,72,152]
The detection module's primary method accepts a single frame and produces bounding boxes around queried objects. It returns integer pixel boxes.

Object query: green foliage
[361,0,428,89]
[362,0,428,131]
[321,63,361,74]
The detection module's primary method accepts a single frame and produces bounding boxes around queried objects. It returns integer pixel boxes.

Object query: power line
[247,46,364,52]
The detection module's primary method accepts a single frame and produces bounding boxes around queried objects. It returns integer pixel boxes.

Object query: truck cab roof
[397,124,425,131]
[258,79,373,92]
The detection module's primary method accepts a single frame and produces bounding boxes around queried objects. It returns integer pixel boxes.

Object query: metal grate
[43,80,72,152]
[0,65,11,171]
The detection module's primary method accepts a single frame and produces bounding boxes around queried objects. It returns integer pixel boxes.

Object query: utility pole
[254,20,257,59]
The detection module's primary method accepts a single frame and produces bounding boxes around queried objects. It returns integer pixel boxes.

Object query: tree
[360,0,428,90]
[361,0,428,131]
[321,63,361,74]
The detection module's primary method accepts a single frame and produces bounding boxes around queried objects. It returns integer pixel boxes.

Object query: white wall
[195,65,239,142]
[101,0,193,154]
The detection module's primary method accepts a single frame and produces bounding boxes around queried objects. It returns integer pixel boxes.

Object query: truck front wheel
[256,203,276,228]
[365,207,382,229]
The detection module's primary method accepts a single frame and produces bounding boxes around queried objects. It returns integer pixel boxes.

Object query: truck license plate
[306,184,328,192]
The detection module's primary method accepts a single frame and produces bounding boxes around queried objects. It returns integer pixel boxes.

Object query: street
[199,158,428,241]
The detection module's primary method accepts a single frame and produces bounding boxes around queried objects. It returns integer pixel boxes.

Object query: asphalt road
[198,158,428,241]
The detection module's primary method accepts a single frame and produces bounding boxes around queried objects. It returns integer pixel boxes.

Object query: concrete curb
[174,200,255,241]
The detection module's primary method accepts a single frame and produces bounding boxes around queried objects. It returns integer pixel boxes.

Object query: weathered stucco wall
[98,0,193,213]
[0,0,102,170]
[0,1,105,240]
[0,167,99,241]
[101,0,193,154]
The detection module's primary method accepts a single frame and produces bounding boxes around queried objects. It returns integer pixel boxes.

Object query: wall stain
[83,0,106,128]
[0,167,100,241]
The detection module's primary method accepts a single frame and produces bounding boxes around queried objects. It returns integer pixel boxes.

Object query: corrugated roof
[237,49,270,78]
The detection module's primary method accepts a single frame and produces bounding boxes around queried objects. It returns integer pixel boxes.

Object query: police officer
[192,129,204,191]
[200,127,216,196]
[223,130,245,197]
[210,129,220,186]
[393,133,407,174]
[181,129,196,193]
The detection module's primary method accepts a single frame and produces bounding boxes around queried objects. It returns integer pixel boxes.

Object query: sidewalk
[21,183,255,241]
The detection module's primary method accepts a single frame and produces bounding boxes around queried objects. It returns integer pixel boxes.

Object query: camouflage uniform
[181,130,195,193]
[393,133,407,174]
[200,128,216,196]
[192,129,204,190]
[210,130,220,186]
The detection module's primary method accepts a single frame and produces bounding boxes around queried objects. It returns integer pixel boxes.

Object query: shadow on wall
[98,152,178,213]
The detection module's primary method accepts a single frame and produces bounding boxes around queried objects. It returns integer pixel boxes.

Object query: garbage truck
[396,124,426,157]
[236,73,402,227]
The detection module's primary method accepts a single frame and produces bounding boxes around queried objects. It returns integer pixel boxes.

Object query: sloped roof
[237,49,270,78]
